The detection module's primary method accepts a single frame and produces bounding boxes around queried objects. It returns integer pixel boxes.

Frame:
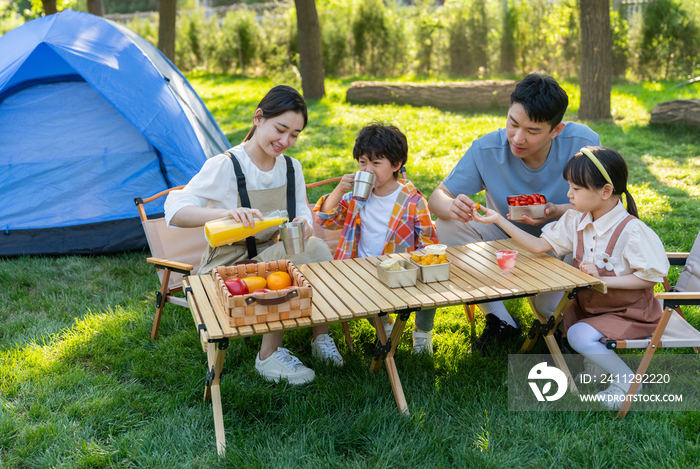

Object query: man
[428,73,601,354]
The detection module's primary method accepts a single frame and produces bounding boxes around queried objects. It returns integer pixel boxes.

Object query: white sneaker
[255,347,315,385]
[311,333,344,366]
[412,328,433,355]
[575,357,609,384]
[595,382,642,411]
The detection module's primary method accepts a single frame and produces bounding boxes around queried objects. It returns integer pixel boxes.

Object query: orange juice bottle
[205,210,289,247]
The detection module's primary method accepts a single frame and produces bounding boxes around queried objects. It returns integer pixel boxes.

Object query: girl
[472,146,669,410]
[164,85,342,385]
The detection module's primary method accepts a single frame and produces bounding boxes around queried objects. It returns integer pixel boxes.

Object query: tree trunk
[158,0,177,63]
[500,0,515,74]
[579,0,612,120]
[87,0,105,17]
[294,0,325,100]
[346,81,517,110]
[41,0,57,15]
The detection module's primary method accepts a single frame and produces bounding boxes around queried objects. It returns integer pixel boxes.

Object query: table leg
[524,293,579,395]
[203,340,228,456]
[370,314,410,415]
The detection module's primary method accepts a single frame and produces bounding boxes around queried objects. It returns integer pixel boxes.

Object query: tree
[87,0,105,17]
[579,0,612,120]
[41,0,57,15]
[158,0,177,63]
[294,0,325,100]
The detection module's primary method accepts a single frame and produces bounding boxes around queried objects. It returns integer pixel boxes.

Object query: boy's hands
[336,173,354,194]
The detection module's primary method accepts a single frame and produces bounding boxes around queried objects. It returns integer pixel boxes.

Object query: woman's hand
[293,217,314,239]
[579,260,599,278]
[221,207,264,227]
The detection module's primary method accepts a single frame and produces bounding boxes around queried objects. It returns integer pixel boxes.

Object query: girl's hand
[471,205,500,224]
[579,260,599,278]
[337,173,354,194]
[221,207,263,227]
[293,217,314,239]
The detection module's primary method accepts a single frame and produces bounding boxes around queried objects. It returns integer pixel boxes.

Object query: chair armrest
[667,252,689,266]
[147,257,194,275]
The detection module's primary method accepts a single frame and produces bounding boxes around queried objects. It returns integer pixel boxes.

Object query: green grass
[2,75,700,468]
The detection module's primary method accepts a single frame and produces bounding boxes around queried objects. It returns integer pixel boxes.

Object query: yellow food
[241,276,267,291]
[414,253,449,266]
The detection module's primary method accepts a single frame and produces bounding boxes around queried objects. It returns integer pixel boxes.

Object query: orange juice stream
[205,210,289,247]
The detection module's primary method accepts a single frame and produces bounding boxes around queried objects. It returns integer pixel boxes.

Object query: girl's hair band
[580,147,614,187]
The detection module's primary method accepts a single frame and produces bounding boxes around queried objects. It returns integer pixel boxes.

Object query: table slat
[187,276,224,339]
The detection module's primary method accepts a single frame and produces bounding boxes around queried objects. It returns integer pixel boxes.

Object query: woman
[165,85,343,385]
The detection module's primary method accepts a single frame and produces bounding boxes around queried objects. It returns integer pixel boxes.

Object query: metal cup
[353,171,376,201]
[280,221,306,255]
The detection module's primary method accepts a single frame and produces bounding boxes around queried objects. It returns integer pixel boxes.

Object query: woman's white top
[541,201,669,283]
[358,184,403,258]
[164,144,312,228]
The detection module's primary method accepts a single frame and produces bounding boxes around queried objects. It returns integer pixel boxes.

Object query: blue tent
[0,10,230,256]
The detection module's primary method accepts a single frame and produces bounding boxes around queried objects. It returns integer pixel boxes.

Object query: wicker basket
[212,260,312,326]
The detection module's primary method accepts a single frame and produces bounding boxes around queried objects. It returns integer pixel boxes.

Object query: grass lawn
[1,75,700,468]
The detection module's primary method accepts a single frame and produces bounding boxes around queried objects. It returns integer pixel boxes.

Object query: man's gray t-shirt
[443,122,601,236]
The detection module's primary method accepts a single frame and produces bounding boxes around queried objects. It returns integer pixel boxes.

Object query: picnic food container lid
[376,259,418,288]
[424,244,447,255]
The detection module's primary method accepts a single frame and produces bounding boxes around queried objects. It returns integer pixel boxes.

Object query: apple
[253,288,271,294]
[225,277,249,296]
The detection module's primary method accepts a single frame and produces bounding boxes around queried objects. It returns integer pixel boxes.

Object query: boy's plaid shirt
[313,180,439,260]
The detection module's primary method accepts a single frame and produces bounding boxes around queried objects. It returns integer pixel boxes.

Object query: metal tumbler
[280,221,306,255]
[352,171,376,201]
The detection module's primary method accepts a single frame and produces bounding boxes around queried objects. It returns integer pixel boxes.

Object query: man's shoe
[255,347,315,384]
[311,333,344,366]
[471,314,521,354]
[412,328,433,355]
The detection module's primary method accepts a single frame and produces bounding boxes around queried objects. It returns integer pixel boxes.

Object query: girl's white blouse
[164,144,312,228]
[541,201,669,283]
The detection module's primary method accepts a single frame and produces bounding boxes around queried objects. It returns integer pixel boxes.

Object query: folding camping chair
[135,186,208,339]
[599,232,700,417]
[135,177,350,343]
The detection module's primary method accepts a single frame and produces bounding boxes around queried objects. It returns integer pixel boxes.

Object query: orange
[267,271,292,290]
[242,276,267,291]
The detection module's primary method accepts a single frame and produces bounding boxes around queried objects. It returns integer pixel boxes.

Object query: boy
[313,124,438,354]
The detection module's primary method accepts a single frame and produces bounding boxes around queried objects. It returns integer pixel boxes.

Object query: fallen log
[650,99,700,127]
[346,80,517,110]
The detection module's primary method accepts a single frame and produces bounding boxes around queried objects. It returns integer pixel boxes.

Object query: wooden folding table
[182,239,605,455]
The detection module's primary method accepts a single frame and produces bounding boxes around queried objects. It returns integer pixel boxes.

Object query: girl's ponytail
[623,189,638,218]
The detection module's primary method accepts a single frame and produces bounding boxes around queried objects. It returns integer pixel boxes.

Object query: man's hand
[579,260,599,278]
[448,194,476,223]
[514,202,558,226]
